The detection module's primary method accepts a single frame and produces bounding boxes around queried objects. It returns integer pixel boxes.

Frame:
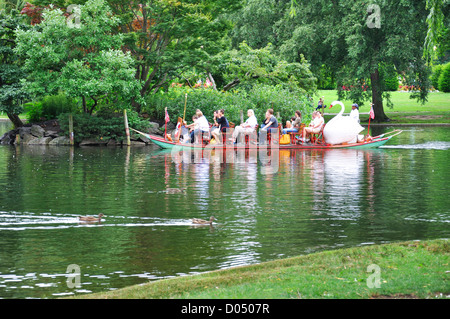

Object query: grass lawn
[317,90,450,124]
[72,239,448,299]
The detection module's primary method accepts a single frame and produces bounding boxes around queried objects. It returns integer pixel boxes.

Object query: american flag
[369,106,375,119]
[165,109,170,123]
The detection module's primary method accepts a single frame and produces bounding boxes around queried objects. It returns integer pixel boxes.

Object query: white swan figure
[323,101,364,145]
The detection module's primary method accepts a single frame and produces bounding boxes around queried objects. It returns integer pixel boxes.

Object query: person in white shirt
[190,109,210,143]
[231,109,258,143]
[350,103,360,123]
[302,111,324,142]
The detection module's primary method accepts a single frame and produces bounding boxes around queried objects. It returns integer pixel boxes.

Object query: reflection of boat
[130,128,402,151]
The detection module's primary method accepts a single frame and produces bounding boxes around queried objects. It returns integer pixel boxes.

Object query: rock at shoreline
[79,138,109,146]
[30,125,46,137]
[1,119,156,146]
[0,131,16,145]
[21,133,35,144]
[49,136,71,145]
[27,136,52,145]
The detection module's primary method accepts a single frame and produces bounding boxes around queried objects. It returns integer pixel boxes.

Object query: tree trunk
[7,113,23,128]
[223,78,240,92]
[370,68,389,122]
[207,72,217,91]
[82,96,87,113]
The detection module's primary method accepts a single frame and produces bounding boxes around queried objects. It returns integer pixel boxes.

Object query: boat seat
[267,124,282,144]
[244,124,258,145]
[310,125,325,145]
[288,123,305,144]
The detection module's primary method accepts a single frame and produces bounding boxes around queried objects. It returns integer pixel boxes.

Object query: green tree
[14,0,144,114]
[218,42,316,94]
[278,0,431,122]
[0,8,29,128]
[229,0,284,49]
[106,0,240,112]
[424,0,448,63]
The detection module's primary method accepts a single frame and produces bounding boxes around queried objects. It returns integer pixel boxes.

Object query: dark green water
[0,122,449,298]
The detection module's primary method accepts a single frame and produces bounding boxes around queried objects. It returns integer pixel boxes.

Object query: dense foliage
[0,8,29,127]
[0,0,448,133]
[438,62,450,92]
[146,84,314,126]
[24,93,77,122]
[14,0,144,114]
[431,64,444,89]
[58,111,150,143]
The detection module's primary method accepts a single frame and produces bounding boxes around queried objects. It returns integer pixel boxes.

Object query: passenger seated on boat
[301,111,324,142]
[282,110,302,135]
[231,109,258,143]
[211,109,230,143]
[259,108,278,145]
[285,118,293,129]
[189,109,210,143]
[184,115,197,135]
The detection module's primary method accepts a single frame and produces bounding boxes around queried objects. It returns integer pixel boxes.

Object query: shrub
[58,111,150,143]
[380,64,399,91]
[430,64,444,89]
[438,63,450,92]
[25,93,77,122]
[145,85,314,126]
[384,75,399,91]
[23,101,43,123]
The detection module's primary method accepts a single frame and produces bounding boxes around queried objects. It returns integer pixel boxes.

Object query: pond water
[0,121,449,298]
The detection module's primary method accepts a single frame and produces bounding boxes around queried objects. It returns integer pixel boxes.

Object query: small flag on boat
[165,108,170,123]
[369,106,375,119]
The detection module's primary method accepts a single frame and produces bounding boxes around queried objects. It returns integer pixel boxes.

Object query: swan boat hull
[131,129,401,150]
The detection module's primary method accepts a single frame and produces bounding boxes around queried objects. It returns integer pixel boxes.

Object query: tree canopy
[241,0,433,121]
[0,8,29,127]
[14,0,144,114]
[1,0,448,127]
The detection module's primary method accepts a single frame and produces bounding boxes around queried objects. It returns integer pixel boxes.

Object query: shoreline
[70,239,449,299]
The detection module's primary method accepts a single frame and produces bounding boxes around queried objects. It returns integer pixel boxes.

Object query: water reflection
[0,126,449,298]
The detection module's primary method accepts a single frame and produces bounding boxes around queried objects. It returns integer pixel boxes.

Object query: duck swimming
[78,213,104,222]
[166,188,187,194]
[191,216,216,225]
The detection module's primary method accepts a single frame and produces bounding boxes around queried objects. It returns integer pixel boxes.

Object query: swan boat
[130,128,402,150]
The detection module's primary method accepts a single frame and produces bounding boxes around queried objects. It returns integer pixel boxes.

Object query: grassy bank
[318,90,450,124]
[74,239,448,299]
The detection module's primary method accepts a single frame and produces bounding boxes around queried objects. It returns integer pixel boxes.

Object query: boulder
[49,136,71,145]
[130,140,146,146]
[27,136,52,145]
[137,135,150,144]
[44,130,59,138]
[30,125,45,137]
[167,122,175,130]
[0,131,16,145]
[18,126,31,137]
[21,133,36,144]
[79,138,108,146]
